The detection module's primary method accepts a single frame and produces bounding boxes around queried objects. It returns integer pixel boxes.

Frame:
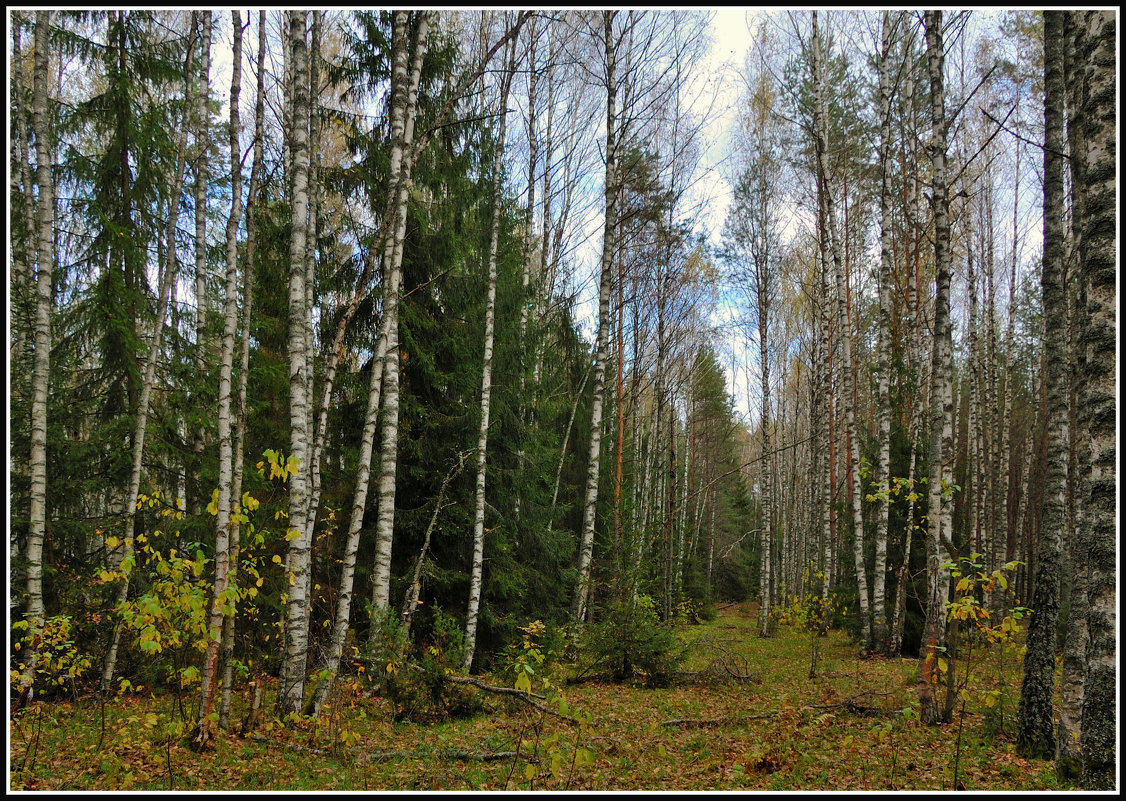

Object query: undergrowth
[8,602,1076,792]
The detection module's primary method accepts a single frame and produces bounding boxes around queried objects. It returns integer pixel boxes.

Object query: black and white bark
[220,9,267,732]
[464,22,518,672]
[18,9,55,707]
[1073,9,1116,791]
[812,10,871,650]
[369,10,430,618]
[870,10,895,655]
[917,9,956,725]
[277,9,313,716]
[572,10,619,624]
[1016,9,1066,761]
[196,10,243,748]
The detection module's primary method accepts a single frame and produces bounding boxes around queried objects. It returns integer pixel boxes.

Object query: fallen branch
[804,690,898,717]
[443,750,521,762]
[445,674,546,701]
[660,712,780,728]
[249,736,525,764]
[443,674,579,725]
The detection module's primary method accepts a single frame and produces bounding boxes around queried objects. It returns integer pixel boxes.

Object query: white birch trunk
[220,11,267,731]
[870,11,894,654]
[572,10,619,624]
[277,9,312,716]
[190,11,212,514]
[464,28,517,672]
[19,10,54,704]
[918,10,956,724]
[195,11,242,747]
[369,10,430,618]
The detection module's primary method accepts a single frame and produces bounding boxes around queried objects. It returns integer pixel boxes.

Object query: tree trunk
[870,10,894,655]
[18,9,55,707]
[190,11,212,516]
[369,10,431,620]
[812,11,870,649]
[1016,10,1067,760]
[101,27,196,691]
[1055,13,1085,775]
[195,11,243,749]
[464,25,517,672]
[220,9,267,732]
[917,9,957,724]
[277,9,313,716]
[573,10,619,624]
[1073,9,1116,790]
[315,10,429,714]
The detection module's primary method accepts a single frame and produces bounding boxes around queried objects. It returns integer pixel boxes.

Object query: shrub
[580,595,685,688]
[373,607,481,723]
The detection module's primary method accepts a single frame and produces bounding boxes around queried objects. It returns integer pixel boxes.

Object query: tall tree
[464,18,518,672]
[16,9,55,710]
[1016,9,1066,761]
[1073,9,1116,790]
[99,14,196,689]
[190,11,212,515]
[811,10,871,650]
[195,10,244,749]
[277,8,313,716]
[917,9,956,725]
[870,10,896,655]
[316,9,430,713]
[368,9,431,618]
[219,9,268,732]
[573,10,620,624]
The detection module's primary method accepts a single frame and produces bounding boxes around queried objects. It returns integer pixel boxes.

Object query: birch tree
[811,10,871,651]
[277,8,313,716]
[316,8,422,709]
[220,9,268,732]
[368,10,430,619]
[464,19,519,672]
[16,9,55,709]
[195,10,243,748]
[917,9,957,725]
[572,10,620,624]
[100,19,197,690]
[1073,9,1116,790]
[1016,9,1066,760]
[869,10,896,655]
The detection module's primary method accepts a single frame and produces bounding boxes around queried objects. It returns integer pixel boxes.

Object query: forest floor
[9,602,1074,792]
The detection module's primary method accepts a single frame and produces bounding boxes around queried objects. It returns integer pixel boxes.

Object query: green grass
[8,603,1076,791]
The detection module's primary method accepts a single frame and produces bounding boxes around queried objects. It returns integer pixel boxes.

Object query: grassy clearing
[9,603,1072,791]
